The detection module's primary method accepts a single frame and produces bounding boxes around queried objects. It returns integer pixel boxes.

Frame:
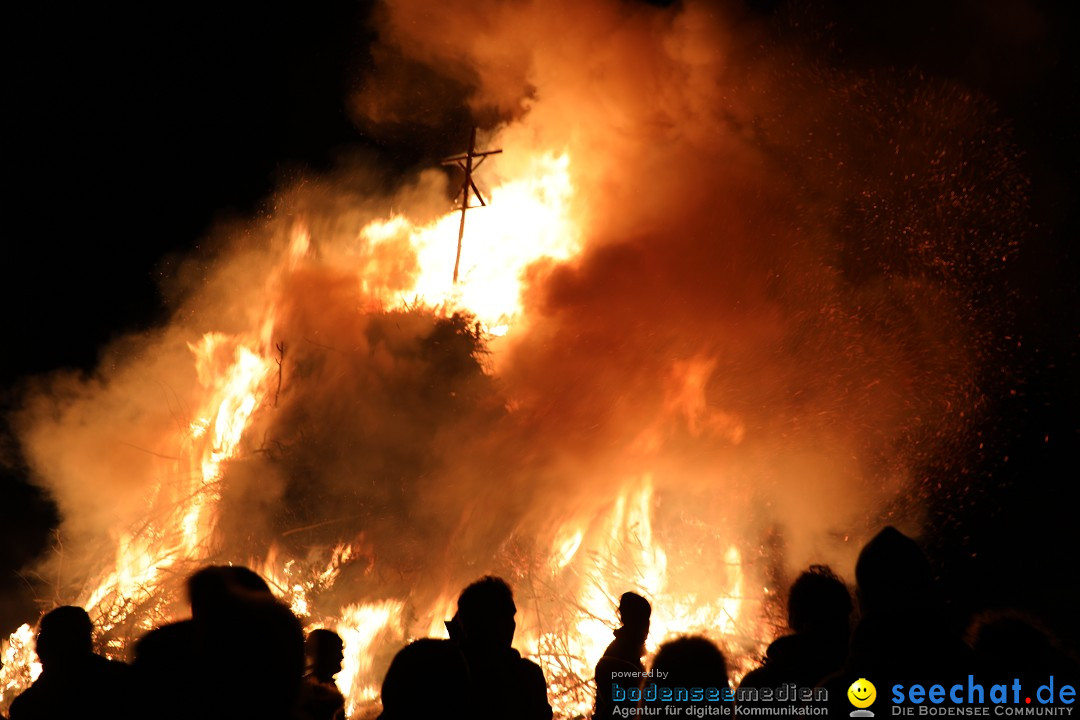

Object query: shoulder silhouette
[9,605,130,720]
[379,638,471,720]
[301,629,346,720]
[740,565,852,691]
[132,564,303,720]
[447,576,552,720]
[821,527,973,716]
[645,635,730,710]
[594,591,652,719]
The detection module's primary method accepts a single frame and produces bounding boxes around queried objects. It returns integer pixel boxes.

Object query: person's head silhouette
[35,606,94,669]
[650,635,730,700]
[306,629,345,683]
[187,565,272,621]
[455,576,517,651]
[855,526,932,615]
[788,565,852,634]
[615,592,651,646]
[619,592,651,629]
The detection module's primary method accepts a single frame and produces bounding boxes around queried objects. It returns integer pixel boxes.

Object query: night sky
[2,0,1078,653]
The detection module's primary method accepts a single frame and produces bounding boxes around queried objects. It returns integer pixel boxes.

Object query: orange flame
[522,478,766,717]
[363,151,578,333]
[334,601,406,718]
[0,145,768,718]
[0,625,41,707]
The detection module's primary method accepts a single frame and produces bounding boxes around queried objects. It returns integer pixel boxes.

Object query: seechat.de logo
[850,678,879,717]
[891,676,1076,715]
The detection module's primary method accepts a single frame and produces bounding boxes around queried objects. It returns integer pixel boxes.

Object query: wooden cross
[442,127,502,283]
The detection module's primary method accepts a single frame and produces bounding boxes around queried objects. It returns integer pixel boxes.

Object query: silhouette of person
[133,565,304,720]
[133,564,279,720]
[378,638,471,720]
[740,565,852,690]
[196,566,305,720]
[594,591,651,719]
[300,629,346,720]
[821,527,972,715]
[645,635,730,711]
[8,605,130,720]
[446,576,552,720]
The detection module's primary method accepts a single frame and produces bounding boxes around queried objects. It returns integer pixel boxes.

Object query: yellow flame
[0,624,41,705]
[424,596,459,640]
[552,529,584,570]
[362,152,578,332]
[258,543,359,621]
[335,600,406,718]
[522,478,765,717]
[193,341,274,484]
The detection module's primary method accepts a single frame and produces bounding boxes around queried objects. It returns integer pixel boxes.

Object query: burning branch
[274,341,286,407]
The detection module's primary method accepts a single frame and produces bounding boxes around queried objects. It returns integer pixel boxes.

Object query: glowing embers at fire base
[361,151,578,334]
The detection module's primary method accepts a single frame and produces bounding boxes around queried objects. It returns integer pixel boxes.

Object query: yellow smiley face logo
[848,678,877,708]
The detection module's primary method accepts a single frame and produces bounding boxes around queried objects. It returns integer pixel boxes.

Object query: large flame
[1,0,1011,707]
[362,150,578,334]
[523,477,764,717]
[0,144,767,717]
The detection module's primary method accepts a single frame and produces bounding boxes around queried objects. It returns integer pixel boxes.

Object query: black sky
[2,0,1078,648]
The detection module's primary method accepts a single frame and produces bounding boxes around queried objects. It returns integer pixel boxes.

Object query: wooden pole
[453,128,476,284]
